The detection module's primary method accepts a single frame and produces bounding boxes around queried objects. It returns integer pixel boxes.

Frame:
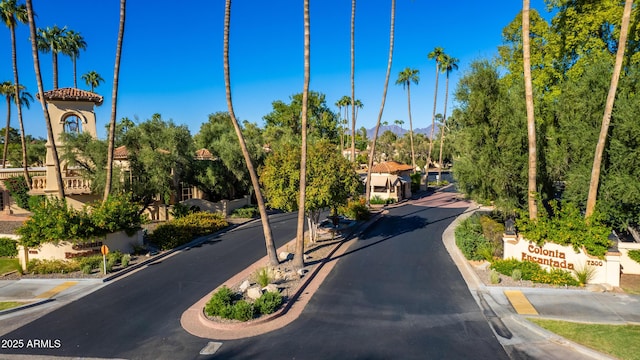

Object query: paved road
[210,191,508,359]
[0,212,299,359]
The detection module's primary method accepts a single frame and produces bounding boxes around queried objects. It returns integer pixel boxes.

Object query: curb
[0,298,54,316]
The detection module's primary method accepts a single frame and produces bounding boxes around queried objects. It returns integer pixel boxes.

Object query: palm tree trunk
[26,0,64,199]
[585,0,633,219]
[9,25,30,186]
[294,0,311,270]
[224,0,278,265]
[2,96,10,168]
[523,0,538,220]
[406,83,416,171]
[104,0,126,201]
[438,72,451,184]
[365,0,395,206]
[72,54,77,88]
[427,63,440,169]
[52,51,58,89]
[350,0,356,164]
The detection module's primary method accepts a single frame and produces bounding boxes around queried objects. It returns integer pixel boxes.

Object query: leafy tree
[365,0,396,206]
[82,71,104,92]
[36,24,67,89]
[395,67,419,170]
[61,29,86,88]
[260,140,362,243]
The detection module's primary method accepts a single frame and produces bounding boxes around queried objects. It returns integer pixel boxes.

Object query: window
[181,183,193,201]
[64,115,83,133]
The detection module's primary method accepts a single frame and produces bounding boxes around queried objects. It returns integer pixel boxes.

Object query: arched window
[64,115,83,133]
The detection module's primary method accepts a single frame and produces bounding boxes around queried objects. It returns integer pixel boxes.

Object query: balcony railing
[30,175,92,195]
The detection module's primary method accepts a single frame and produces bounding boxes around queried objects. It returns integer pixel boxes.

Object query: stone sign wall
[503,235,621,287]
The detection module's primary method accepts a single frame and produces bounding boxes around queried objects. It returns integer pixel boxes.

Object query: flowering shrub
[491,258,579,286]
[339,198,370,221]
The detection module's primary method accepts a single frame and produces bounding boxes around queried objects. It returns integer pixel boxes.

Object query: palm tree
[350,0,357,164]
[36,25,67,89]
[522,1,538,219]
[224,0,278,265]
[336,95,351,152]
[81,71,104,92]
[585,0,633,219]
[395,67,419,171]
[1,0,30,185]
[1,81,32,168]
[62,29,86,88]
[365,0,396,206]
[294,0,311,270]
[426,46,445,169]
[26,0,64,199]
[104,0,126,201]
[437,55,458,184]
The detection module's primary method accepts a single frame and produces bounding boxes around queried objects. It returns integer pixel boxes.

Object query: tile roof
[195,148,214,160]
[370,161,414,174]
[36,87,104,105]
[114,145,128,160]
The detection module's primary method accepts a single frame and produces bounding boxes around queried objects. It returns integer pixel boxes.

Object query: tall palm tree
[426,46,445,169]
[585,0,633,219]
[336,95,350,152]
[294,0,311,270]
[36,25,67,89]
[522,1,538,219]
[1,81,32,168]
[26,0,64,199]
[437,55,458,184]
[1,0,30,185]
[223,0,278,265]
[395,67,419,171]
[62,29,86,88]
[365,0,396,206]
[81,70,104,92]
[104,0,126,201]
[350,0,357,164]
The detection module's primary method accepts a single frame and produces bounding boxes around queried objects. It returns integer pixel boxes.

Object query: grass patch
[0,301,29,311]
[529,318,640,360]
[0,258,21,274]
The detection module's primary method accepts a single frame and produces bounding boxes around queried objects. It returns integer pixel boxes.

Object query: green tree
[395,67,419,171]
[0,81,32,168]
[36,24,67,89]
[81,71,104,92]
[104,0,127,201]
[26,0,65,199]
[365,0,396,206]
[61,29,86,88]
[426,46,445,168]
[261,140,361,243]
[1,0,30,186]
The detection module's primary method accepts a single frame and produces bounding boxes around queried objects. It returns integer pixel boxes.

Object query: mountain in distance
[365,124,438,140]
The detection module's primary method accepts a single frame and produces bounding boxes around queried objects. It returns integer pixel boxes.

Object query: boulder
[247,286,263,300]
[239,280,251,292]
[279,252,293,261]
[263,284,279,293]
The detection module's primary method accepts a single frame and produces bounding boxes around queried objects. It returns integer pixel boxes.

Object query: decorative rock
[263,284,279,293]
[247,286,263,300]
[303,254,311,261]
[279,252,293,261]
[297,268,308,277]
[239,280,251,292]
[475,261,491,271]
[586,284,606,293]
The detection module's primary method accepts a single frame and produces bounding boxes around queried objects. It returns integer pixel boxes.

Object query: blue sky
[1,0,548,140]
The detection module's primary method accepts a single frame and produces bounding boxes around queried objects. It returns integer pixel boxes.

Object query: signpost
[101,245,109,274]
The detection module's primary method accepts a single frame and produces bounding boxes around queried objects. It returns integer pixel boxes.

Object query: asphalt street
[209,194,508,359]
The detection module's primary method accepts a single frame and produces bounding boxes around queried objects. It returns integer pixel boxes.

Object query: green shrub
[515,201,612,257]
[232,300,255,321]
[254,291,283,315]
[490,269,500,284]
[121,254,131,268]
[27,259,80,274]
[254,267,272,287]
[455,214,491,260]
[370,196,387,205]
[81,264,93,274]
[491,258,579,286]
[230,205,258,218]
[204,286,236,318]
[148,212,228,250]
[629,250,640,264]
[410,173,421,193]
[573,264,597,286]
[0,238,18,257]
[3,176,31,210]
[511,269,522,281]
[339,198,370,221]
[74,255,102,271]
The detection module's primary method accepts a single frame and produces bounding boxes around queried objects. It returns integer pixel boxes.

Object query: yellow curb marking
[504,290,538,315]
[35,281,78,299]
